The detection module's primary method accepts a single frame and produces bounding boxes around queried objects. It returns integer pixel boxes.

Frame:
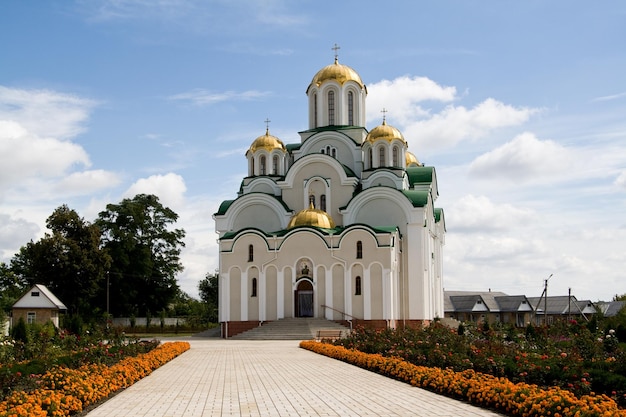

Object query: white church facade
[214,52,446,337]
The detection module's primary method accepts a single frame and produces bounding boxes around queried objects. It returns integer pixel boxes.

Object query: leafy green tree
[96,194,185,316]
[0,261,28,313]
[199,272,219,322]
[10,205,111,317]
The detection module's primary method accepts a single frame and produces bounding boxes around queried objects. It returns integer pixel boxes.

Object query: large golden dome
[309,57,364,90]
[248,128,286,154]
[365,119,406,144]
[288,203,336,229]
[405,151,421,167]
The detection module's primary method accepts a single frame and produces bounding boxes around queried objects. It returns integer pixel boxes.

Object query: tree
[198,272,219,322]
[10,205,111,317]
[0,261,28,314]
[96,194,185,316]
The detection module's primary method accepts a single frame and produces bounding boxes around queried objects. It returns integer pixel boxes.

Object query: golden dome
[248,128,286,154]
[309,57,364,90]
[405,151,421,167]
[288,203,336,229]
[365,119,406,144]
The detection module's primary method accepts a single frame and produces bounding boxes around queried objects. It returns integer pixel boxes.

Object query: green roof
[216,200,235,215]
[406,166,434,187]
[215,193,291,216]
[402,190,429,207]
[434,208,443,222]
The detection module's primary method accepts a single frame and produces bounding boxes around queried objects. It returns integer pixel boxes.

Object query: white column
[259,270,266,322]
[325,267,333,320]
[241,270,248,321]
[344,266,352,319]
[219,272,229,322]
[277,269,284,319]
[363,267,371,320]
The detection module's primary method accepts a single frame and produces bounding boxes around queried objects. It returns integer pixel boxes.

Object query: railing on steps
[321,305,359,332]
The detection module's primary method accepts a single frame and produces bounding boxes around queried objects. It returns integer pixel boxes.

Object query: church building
[214,51,446,337]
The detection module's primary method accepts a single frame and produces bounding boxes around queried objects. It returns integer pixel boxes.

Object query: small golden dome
[248,128,286,154]
[288,203,336,229]
[405,151,421,167]
[365,119,406,144]
[309,58,364,90]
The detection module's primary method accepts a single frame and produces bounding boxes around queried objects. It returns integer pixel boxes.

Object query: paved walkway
[86,339,504,417]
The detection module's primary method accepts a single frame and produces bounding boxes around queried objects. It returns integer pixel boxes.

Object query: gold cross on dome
[264,118,271,133]
[381,108,388,122]
[332,43,340,62]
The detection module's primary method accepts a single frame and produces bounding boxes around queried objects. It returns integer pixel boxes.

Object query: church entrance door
[295,280,314,317]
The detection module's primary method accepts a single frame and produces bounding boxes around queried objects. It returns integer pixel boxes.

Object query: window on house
[328,91,335,125]
[260,156,266,175]
[27,312,36,324]
[356,241,363,259]
[355,276,362,295]
[31,291,40,297]
[272,155,279,175]
[251,278,257,297]
[309,194,316,208]
[251,158,255,175]
[368,148,373,168]
[379,147,385,166]
[348,91,354,125]
[320,195,326,212]
[331,148,336,158]
[393,146,399,167]
[248,244,254,262]
[314,93,318,128]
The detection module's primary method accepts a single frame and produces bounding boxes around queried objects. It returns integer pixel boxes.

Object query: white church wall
[232,204,282,233]
[332,264,345,320]
[229,268,241,321]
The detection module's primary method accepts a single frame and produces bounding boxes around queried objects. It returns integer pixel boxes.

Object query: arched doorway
[295,279,314,317]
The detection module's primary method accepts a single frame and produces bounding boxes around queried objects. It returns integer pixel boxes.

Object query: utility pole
[544,273,553,325]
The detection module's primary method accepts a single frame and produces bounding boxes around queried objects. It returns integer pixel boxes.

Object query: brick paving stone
[85,339,505,417]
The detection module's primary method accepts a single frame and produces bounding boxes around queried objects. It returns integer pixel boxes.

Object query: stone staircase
[231,317,350,340]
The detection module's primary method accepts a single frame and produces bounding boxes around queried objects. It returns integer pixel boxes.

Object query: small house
[12,284,67,328]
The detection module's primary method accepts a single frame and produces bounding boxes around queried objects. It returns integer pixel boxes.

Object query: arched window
[331,148,336,158]
[314,93,318,128]
[393,146,399,167]
[379,147,385,167]
[368,148,373,169]
[320,194,326,212]
[309,194,315,208]
[251,158,255,176]
[326,145,331,155]
[348,91,354,125]
[248,244,254,262]
[260,156,266,175]
[251,278,257,297]
[272,155,279,175]
[328,91,335,125]
[356,241,363,259]
[355,276,362,296]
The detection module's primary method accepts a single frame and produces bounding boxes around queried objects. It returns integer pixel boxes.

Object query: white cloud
[53,170,122,196]
[367,76,456,123]
[0,86,97,139]
[168,89,270,106]
[0,213,40,261]
[366,76,536,153]
[124,173,187,210]
[0,120,91,191]
[615,170,626,189]
[447,194,534,233]
[468,132,575,182]
[406,98,537,151]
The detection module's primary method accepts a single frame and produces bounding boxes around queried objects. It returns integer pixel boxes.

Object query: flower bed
[301,341,625,417]
[0,341,189,417]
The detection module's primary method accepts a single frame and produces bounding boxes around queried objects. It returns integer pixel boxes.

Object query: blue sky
[1,0,625,302]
